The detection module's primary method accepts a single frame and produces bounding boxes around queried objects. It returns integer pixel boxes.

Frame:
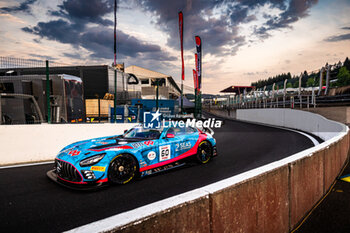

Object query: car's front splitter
[46,169,109,191]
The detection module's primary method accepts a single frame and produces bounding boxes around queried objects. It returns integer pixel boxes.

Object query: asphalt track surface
[295,160,350,233]
[0,118,316,232]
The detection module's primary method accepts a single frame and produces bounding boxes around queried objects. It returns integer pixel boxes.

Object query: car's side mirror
[166,133,175,138]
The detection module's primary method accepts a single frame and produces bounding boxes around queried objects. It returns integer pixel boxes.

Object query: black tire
[108,154,138,184]
[196,141,212,164]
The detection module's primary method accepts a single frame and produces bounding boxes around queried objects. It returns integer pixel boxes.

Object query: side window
[175,126,186,136]
[185,126,197,134]
[167,128,175,135]
[167,126,192,136]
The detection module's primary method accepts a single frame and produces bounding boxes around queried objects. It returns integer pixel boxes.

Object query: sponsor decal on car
[144,141,154,146]
[159,145,171,161]
[139,160,147,168]
[68,150,81,156]
[175,142,191,151]
[132,142,144,148]
[91,166,106,172]
[147,151,156,160]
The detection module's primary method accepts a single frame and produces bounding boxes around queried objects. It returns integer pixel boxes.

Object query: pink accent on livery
[57,175,87,184]
[89,145,133,152]
[97,178,108,183]
[139,134,207,172]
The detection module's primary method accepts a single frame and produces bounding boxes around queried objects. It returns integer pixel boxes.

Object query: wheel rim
[199,142,211,163]
[109,155,136,184]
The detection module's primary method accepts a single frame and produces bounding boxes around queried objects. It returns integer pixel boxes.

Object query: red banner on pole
[195,36,201,90]
[179,11,184,81]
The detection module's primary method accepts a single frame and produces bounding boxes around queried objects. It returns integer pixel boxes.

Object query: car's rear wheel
[196,141,212,164]
[108,154,138,184]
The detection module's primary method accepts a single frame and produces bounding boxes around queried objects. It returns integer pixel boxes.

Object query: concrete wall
[236,108,346,141]
[69,109,349,233]
[0,123,137,165]
[211,166,290,233]
[209,108,237,119]
[307,106,350,125]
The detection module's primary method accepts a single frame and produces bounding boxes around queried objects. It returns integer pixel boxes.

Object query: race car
[47,123,217,189]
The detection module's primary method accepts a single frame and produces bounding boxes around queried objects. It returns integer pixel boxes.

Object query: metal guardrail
[213,93,350,111]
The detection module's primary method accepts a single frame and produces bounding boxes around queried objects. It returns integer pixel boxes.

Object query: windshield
[123,126,162,139]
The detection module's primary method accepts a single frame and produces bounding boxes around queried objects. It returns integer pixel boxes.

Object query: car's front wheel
[196,141,212,164]
[108,154,138,184]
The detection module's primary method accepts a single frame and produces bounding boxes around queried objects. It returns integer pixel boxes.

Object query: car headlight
[79,153,105,167]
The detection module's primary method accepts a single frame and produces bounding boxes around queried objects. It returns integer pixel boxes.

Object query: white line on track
[279,127,319,146]
[239,120,320,146]
[0,161,54,169]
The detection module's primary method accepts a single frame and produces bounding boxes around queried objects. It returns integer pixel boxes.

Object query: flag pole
[181,79,183,113]
[179,11,184,114]
[113,0,117,123]
[195,36,202,118]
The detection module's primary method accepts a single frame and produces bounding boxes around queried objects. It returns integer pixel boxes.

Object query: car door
[185,126,199,152]
[157,127,183,163]
[175,126,198,156]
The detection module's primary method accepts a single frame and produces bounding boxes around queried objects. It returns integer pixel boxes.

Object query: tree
[293,81,299,88]
[286,83,293,88]
[336,66,350,87]
[301,70,309,87]
[306,78,315,87]
[344,57,350,71]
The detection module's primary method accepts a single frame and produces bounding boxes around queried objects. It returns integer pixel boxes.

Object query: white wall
[0,123,137,165]
[236,108,346,141]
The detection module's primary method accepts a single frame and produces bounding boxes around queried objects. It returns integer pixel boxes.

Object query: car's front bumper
[47,169,108,191]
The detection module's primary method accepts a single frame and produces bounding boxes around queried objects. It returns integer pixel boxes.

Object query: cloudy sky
[0,0,350,94]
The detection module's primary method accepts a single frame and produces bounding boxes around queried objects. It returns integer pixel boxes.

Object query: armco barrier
[68,109,349,233]
[0,123,137,165]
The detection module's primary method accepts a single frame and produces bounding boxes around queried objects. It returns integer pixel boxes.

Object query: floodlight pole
[194,88,197,118]
[156,79,159,111]
[114,69,117,122]
[198,91,202,118]
[45,60,51,123]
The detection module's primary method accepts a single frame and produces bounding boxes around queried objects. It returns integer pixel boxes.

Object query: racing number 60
[161,148,169,157]
[159,145,171,161]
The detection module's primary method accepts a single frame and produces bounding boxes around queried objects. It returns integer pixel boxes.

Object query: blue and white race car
[47,123,217,189]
